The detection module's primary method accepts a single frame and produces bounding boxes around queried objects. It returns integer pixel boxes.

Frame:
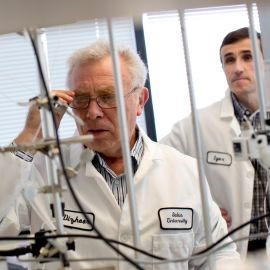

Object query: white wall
[143,4,260,140]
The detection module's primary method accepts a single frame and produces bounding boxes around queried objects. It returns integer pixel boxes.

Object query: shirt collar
[231,92,252,123]
[93,128,144,175]
[131,129,143,163]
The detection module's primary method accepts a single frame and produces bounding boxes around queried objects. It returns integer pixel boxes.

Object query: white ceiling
[0,0,255,34]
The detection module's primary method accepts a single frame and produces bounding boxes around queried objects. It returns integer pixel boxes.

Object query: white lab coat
[0,128,240,269]
[161,91,254,259]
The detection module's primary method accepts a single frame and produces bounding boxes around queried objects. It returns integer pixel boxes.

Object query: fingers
[50,90,75,130]
[220,208,232,228]
[15,90,74,145]
[51,90,75,106]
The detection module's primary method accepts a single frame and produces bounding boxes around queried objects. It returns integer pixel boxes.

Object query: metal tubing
[247,3,267,130]
[31,29,66,236]
[107,19,141,257]
[178,10,215,270]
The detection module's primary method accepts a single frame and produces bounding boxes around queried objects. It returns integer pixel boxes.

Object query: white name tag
[158,208,193,230]
[207,151,232,166]
[63,209,94,231]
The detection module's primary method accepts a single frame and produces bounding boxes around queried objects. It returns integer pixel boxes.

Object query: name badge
[158,208,193,230]
[63,209,94,231]
[207,151,232,166]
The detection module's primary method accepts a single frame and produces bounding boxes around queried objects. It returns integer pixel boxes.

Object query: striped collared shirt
[92,130,144,208]
[231,92,270,239]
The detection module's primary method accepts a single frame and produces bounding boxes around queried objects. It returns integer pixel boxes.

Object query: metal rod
[0,135,93,153]
[107,19,141,257]
[247,3,267,130]
[250,2,270,259]
[32,28,66,236]
[178,10,215,270]
[31,29,72,268]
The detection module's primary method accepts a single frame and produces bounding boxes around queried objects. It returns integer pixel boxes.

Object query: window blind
[0,33,40,146]
[0,17,142,145]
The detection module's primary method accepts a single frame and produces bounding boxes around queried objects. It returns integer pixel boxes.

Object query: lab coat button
[244,202,250,209]
[121,234,131,242]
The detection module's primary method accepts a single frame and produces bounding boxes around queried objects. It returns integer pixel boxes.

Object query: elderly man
[0,40,240,269]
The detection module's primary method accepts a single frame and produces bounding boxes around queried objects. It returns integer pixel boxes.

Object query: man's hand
[53,90,75,107]
[14,90,75,145]
[220,208,232,228]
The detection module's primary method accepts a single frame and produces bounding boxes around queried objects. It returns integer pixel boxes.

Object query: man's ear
[137,87,149,116]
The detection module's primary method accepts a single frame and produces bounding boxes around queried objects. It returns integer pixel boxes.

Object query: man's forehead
[70,60,130,85]
[73,86,116,95]
[221,38,254,57]
[223,49,252,58]
[69,58,132,93]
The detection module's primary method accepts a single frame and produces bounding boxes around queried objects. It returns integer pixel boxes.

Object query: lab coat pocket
[152,232,194,270]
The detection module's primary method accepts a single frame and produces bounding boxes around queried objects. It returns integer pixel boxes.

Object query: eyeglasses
[69,87,139,110]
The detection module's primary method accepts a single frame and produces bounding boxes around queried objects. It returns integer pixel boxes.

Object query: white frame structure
[0,1,270,269]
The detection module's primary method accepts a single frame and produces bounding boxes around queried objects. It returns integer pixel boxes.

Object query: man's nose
[234,59,244,73]
[86,99,103,119]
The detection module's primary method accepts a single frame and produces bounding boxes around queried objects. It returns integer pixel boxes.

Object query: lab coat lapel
[86,161,121,210]
[220,90,241,137]
[134,129,160,182]
[69,142,119,209]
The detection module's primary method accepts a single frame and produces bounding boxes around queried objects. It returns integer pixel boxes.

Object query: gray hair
[67,40,147,89]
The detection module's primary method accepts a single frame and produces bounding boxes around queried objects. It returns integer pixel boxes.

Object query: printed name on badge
[63,209,95,231]
[207,151,232,166]
[158,208,193,230]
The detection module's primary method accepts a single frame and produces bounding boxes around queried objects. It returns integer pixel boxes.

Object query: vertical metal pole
[247,3,267,130]
[178,10,215,270]
[253,1,270,258]
[256,0,270,110]
[30,29,66,236]
[107,19,141,258]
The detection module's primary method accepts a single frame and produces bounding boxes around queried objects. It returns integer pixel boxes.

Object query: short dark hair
[219,27,262,62]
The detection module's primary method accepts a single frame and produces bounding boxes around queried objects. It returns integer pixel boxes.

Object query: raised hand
[14,90,75,144]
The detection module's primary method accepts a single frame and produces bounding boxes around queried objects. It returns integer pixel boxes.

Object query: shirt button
[114,179,120,186]
[260,207,264,212]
